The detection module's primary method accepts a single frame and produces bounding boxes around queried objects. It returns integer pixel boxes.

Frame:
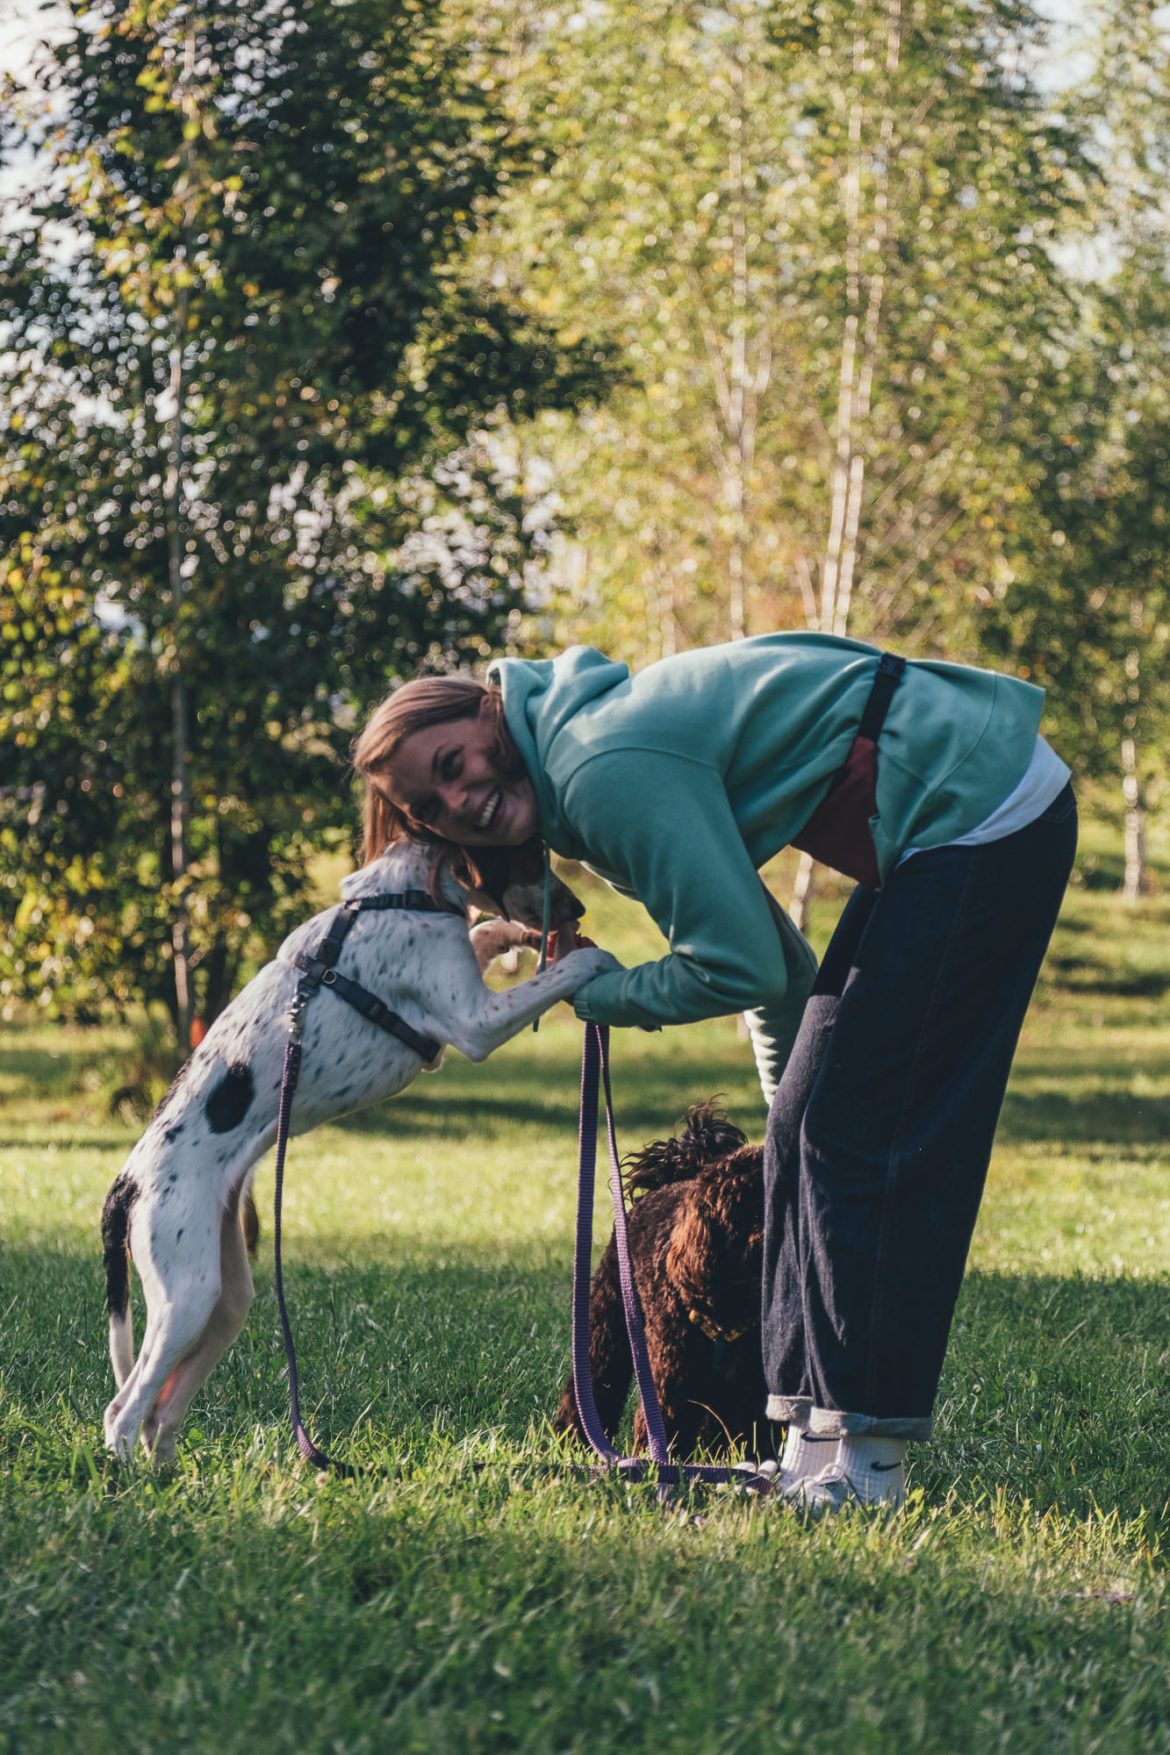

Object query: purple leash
[572,1023,739,1498]
[272,1025,355,1476]
[268,889,444,1476]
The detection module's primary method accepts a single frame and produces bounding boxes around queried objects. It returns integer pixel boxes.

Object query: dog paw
[104,1403,139,1463]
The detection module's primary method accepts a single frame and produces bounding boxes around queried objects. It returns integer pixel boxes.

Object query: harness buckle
[321,969,338,987]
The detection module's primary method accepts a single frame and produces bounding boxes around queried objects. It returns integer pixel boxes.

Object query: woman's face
[383,701,539,847]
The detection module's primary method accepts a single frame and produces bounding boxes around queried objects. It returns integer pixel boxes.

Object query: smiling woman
[353,677,538,855]
[353,635,1078,1516]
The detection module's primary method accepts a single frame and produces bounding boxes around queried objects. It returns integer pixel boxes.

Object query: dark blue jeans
[762,784,1078,1439]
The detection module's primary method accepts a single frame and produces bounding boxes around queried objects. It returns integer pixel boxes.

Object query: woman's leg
[762,786,1077,1439]
[761,882,876,1425]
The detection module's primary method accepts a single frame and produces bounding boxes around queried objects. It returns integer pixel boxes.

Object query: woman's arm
[562,750,817,1059]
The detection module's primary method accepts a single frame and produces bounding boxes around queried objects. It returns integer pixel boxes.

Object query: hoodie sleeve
[563,749,817,1071]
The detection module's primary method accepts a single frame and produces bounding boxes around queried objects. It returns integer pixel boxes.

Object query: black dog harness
[274,886,460,1474]
[286,889,450,1064]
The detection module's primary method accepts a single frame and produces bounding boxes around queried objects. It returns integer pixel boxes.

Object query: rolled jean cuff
[807,1404,932,1441]
[764,1395,812,1427]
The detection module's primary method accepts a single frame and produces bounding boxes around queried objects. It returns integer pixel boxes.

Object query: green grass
[5,853,1170,1752]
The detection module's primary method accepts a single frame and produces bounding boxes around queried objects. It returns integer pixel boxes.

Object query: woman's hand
[548,923,597,961]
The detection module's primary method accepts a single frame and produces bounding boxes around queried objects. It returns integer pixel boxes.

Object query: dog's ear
[437,846,514,918]
[665,1191,721,1314]
[462,846,513,918]
[665,1160,764,1318]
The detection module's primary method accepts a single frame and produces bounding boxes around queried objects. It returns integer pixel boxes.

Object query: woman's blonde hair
[352,675,513,864]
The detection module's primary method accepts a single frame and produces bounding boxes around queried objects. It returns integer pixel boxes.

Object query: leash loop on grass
[573,1024,743,1500]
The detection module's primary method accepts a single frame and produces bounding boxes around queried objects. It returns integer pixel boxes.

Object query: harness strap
[857,651,906,744]
[350,889,450,915]
[305,962,440,1062]
[288,893,443,1064]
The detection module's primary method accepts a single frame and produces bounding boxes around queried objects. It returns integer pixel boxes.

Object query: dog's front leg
[427,944,622,1062]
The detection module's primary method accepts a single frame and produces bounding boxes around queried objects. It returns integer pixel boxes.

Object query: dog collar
[687,1309,757,1346]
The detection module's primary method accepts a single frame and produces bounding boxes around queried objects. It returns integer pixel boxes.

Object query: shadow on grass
[331,1085,703,1141]
[331,1043,764,1144]
[998,1086,1170,1147]
[6,1228,1170,1523]
[0,1136,130,1153]
[1046,953,1170,999]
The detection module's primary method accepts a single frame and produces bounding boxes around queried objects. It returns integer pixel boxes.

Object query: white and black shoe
[779,1453,905,1514]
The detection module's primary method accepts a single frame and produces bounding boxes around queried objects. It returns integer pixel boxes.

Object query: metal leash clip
[287,983,311,1044]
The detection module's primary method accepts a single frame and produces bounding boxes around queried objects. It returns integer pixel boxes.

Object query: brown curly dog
[554,1101,776,1462]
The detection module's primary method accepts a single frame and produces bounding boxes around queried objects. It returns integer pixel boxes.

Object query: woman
[353,632,1077,1511]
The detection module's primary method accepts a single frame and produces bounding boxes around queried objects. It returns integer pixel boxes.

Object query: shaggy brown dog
[554,1102,774,1461]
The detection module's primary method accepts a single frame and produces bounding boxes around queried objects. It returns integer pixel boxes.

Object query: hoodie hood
[488,647,631,856]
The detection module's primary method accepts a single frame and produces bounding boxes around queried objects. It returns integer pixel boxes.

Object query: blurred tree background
[0,0,612,1035]
[3,0,1170,1038]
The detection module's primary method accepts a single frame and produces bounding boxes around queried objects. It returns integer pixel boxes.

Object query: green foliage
[0,0,611,1030]
[982,0,1170,791]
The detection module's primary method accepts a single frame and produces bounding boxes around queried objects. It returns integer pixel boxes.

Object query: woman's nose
[436,779,468,815]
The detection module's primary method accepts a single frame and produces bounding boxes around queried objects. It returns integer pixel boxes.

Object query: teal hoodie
[489,633,1045,1081]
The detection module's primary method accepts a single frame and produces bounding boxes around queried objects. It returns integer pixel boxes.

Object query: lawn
[4,832,1170,1753]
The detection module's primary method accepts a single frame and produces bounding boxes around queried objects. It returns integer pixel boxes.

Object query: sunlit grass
[4,850,1170,1751]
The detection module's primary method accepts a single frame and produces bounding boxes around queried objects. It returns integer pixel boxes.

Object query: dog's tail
[624,1099,748,1197]
[101,1172,138,1388]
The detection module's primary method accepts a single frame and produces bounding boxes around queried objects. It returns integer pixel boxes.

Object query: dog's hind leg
[101,1173,138,1389]
[103,1186,234,1462]
[104,1271,224,1462]
[141,1194,255,1462]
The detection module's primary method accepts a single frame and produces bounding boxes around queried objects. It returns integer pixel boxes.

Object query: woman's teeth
[475,788,501,830]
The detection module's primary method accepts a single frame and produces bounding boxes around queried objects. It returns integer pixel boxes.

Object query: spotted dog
[101,837,618,1462]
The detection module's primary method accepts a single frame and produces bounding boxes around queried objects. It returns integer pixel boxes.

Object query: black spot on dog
[163,1122,186,1144]
[176,1228,184,1243]
[206,1062,254,1134]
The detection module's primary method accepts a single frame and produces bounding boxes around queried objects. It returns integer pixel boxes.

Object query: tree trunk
[166,279,193,1050]
[166,24,198,1049]
[792,2,901,922]
[1121,734,1148,902]
[1121,597,1150,902]
[789,849,818,934]
[696,14,770,644]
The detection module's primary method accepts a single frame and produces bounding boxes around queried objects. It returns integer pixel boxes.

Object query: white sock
[835,1434,908,1504]
[780,1426,841,1482]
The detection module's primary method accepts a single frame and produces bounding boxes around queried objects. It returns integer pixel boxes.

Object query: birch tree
[490,0,1087,653]
[486,0,1090,914]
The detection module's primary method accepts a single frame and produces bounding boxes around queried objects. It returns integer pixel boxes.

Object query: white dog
[101,837,619,1462]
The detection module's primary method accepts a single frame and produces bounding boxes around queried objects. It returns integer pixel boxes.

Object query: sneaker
[779,1460,905,1514]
